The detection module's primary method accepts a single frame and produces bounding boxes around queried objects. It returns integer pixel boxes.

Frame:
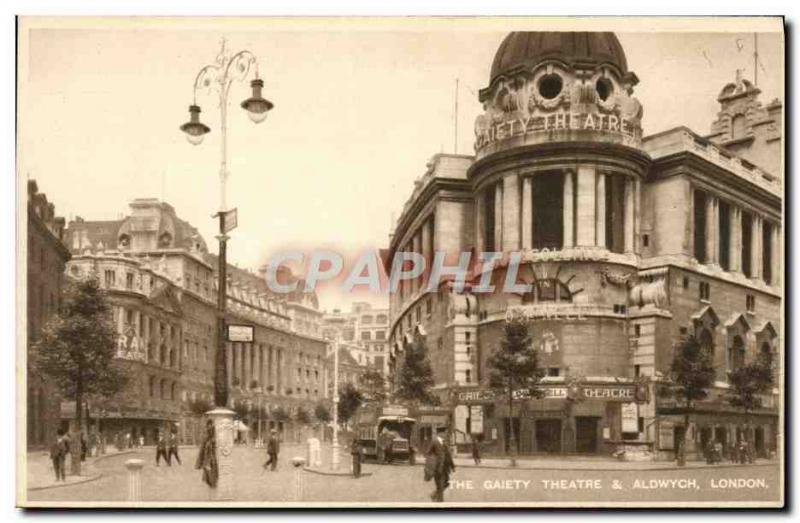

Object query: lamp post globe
[241,78,274,124]
[180,104,211,145]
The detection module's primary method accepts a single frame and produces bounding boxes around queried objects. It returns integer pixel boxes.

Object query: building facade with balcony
[386,32,782,460]
[65,198,327,444]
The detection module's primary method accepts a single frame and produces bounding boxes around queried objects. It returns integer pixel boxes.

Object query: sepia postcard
[16,16,785,508]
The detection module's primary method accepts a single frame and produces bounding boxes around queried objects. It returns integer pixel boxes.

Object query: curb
[303,467,374,477]
[27,472,103,492]
[27,450,137,492]
[411,460,779,472]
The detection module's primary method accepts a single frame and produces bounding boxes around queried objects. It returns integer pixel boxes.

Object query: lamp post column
[207,59,236,503]
[331,338,340,470]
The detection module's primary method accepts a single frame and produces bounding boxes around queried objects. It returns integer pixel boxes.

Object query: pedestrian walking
[168,429,182,465]
[351,438,362,478]
[155,430,170,466]
[80,432,88,462]
[263,429,280,471]
[471,435,481,465]
[195,420,218,488]
[49,429,68,482]
[426,426,455,502]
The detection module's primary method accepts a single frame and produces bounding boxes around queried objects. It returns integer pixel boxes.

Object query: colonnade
[475,167,640,254]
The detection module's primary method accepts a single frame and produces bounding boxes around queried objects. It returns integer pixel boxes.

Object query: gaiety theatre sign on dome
[475,109,642,151]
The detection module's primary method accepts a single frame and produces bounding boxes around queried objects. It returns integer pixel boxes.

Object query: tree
[338,383,364,427]
[661,334,715,466]
[487,315,544,465]
[396,335,439,406]
[295,406,311,425]
[187,398,214,417]
[34,276,129,475]
[271,406,290,423]
[728,350,774,447]
[359,367,387,404]
[231,400,250,421]
[314,402,331,423]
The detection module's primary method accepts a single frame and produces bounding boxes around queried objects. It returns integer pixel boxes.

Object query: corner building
[387,32,782,460]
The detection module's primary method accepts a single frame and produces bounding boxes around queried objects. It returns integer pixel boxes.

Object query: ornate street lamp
[180,39,273,500]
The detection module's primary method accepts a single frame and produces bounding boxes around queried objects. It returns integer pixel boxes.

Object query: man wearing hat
[427,426,456,502]
[263,429,280,471]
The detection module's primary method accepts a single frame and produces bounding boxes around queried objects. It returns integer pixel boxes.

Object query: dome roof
[490,31,628,83]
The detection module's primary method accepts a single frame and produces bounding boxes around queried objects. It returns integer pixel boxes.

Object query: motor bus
[353,403,417,464]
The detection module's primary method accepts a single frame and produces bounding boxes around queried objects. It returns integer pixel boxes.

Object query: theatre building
[387,32,782,459]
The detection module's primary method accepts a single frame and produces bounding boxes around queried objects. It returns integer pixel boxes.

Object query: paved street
[26,444,782,505]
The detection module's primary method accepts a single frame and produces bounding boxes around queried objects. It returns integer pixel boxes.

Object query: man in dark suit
[427,426,455,502]
[263,429,280,471]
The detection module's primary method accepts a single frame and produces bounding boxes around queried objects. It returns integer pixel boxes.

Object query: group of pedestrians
[155,428,182,467]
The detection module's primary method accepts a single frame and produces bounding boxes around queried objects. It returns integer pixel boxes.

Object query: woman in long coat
[195,420,218,488]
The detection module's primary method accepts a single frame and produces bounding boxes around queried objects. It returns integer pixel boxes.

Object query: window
[633,325,641,338]
[699,281,711,301]
[719,201,731,270]
[426,298,432,316]
[746,294,756,313]
[638,417,645,433]
[415,307,421,322]
[484,185,496,251]
[361,315,372,325]
[532,173,565,250]
[693,190,707,262]
[361,331,371,341]
[104,269,116,288]
[682,276,689,290]
[613,304,627,314]
[437,338,443,351]
[376,314,387,324]
[538,73,563,99]
[634,365,640,378]
[465,370,471,383]
[731,114,747,139]
[679,327,688,335]
[763,221,773,284]
[742,211,753,277]
[126,272,134,290]
[596,77,614,101]
[375,330,385,340]
[728,335,745,372]
[642,234,649,248]
[148,376,156,397]
[547,367,560,377]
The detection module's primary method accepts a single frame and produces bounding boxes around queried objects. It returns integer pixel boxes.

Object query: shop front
[452,381,649,456]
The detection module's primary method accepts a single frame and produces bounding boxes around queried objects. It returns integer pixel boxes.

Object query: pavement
[23,443,783,506]
[25,446,136,491]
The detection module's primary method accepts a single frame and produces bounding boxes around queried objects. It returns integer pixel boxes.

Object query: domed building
[387,32,781,460]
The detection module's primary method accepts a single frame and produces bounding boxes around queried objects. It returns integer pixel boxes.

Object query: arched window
[728,335,745,372]
[698,327,714,360]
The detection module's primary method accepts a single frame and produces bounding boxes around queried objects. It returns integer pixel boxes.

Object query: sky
[17,18,784,311]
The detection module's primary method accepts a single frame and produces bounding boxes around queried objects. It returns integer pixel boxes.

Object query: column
[475,191,486,254]
[596,173,607,249]
[493,182,503,251]
[521,176,533,250]
[412,231,422,294]
[421,218,432,288]
[246,343,253,388]
[502,173,520,251]
[771,224,781,286]
[576,165,596,247]
[730,207,742,273]
[634,178,641,252]
[257,344,264,389]
[563,171,574,248]
[751,215,763,280]
[705,195,717,265]
[624,178,635,253]
[226,341,233,392]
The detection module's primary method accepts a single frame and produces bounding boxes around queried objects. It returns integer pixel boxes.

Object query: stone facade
[387,31,781,460]
[26,180,70,448]
[63,199,327,445]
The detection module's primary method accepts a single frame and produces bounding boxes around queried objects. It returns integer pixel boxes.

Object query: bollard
[124,459,145,502]
[291,456,306,501]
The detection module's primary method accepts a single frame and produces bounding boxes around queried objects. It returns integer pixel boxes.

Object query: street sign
[222,208,238,233]
[227,324,254,342]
